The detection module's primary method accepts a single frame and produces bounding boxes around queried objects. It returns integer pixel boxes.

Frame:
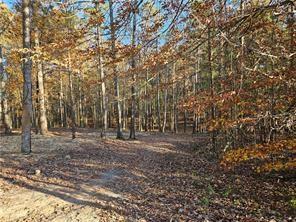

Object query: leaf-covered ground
[0,129,295,222]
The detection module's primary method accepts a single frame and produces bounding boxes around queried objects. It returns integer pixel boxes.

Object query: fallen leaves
[221,139,296,172]
[0,130,295,221]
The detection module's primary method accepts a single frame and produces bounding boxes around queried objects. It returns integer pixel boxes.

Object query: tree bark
[59,71,65,127]
[170,63,175,132]
[156,72,162,132]
[34,27,48,135]
[208,27,216,154]
[144,69,149,131]
[0,46,12,134]
[68,53,76,139]
[183,78,187,133]
[192,64,198,134]
[175,81,179,134]
[21,0,33,154]
[108,0,123,139]
[33,0,47,135]
[129,0,137,139]
[95,1,107,137]
[162,68,168,133]
[192,50,200,134]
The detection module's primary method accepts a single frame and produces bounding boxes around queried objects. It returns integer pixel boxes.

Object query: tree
[109,0,123,139]
[94,1,108,138]
[0,0,294,173]
[129,0,137,139]
[0,45,12,134]
[33,0,48,135]
[21,0,33,154]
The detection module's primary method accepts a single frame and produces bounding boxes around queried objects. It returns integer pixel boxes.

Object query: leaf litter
[0,129,295,222]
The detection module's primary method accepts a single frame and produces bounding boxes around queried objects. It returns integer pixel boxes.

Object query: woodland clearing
[0,129,295,222]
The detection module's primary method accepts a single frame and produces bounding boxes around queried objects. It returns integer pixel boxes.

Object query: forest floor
[0,129,295,222]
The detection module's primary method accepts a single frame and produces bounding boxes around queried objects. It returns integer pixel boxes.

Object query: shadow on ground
[0,129,295,221]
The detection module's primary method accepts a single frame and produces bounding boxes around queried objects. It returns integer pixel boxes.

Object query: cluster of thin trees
[0,0,295,156]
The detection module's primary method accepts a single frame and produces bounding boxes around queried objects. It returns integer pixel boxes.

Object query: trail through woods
[0,130,295,222]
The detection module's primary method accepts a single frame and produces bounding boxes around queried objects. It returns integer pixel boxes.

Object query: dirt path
[0,129,295,221]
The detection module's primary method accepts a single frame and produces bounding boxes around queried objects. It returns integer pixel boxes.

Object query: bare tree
[95,1,107,137]
[109,0,123,139]
[129,0,137,139]
[21,0,33,154]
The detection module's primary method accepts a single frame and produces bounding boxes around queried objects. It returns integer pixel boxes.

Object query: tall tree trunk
[137,93,142,131]
[34,80,39,134]
[78,76,83,127]
[156,72,162,132]
[1,93,12,134]
[109,0,123,139]
[100,53,107,136]
[33,0,47,135]
[208,27,216,153]
[170,63,175,132]
[68,53,76,139]
[183,78,187,133]
[175,81,179,133]
[288,3,294,68]
[21,0,33,154]
[192,51,200,134]
[129,0,137,139]
[162,68,168,132]
[59,72,64,127]
[144,69,149,131]
[0,46,12,134]
[95,1,107,137]
[122,78,127,130]
[34,29,48,135]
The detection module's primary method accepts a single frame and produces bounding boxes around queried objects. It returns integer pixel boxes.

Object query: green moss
[289,198,296,208]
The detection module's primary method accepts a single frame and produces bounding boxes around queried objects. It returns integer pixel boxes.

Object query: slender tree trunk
[237,0,245,146]
[21,0,33,154]
[33,1,47,135]
[34,82,39,134]
[35,33,48,135]
[230,50,237,147]
[68,53,76,139]
[162,68,168,132]
[156,72,162,132]
[170,63,175,132]
[0,46,12,134]
[183,79,187,133]
[1,94,12,134]
[138,93,142,131]
[192,51,200,134]
[92,102,96,128]
[100,56,107,136]
[208,27,216,153]
[78,76,83,127]
[175,81,179,133]
[95,1,107,137]
[122,78,127,130]
[129,0,137,139]
[144,69,149,131]
[150,101,153,131]
[108,102,112,128]
[109,0,123,139]
[59,72,64,127]
[288,4,294,68]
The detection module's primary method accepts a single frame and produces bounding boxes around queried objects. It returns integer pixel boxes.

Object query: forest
[0,0,295,221]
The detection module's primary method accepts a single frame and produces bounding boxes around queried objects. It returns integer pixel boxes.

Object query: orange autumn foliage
[221,139,296,172]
